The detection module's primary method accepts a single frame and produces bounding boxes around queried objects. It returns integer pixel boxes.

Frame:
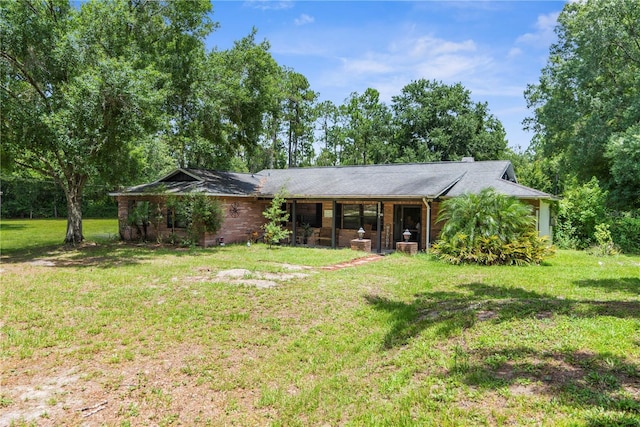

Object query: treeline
[0,176,116,219]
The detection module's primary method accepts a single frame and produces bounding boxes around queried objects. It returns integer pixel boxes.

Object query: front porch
[284,199,442,253]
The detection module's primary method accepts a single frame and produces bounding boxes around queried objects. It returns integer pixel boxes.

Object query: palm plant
[434,188,553,265]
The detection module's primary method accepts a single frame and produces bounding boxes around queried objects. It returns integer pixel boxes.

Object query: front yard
[1,220,639,425]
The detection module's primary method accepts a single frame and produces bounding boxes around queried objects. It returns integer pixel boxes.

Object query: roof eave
[110,191,257,198]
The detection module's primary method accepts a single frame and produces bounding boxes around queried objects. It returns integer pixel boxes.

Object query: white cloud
[294,14,315,26]
[341,54,394,75]
[415,54,492,81]
[331,33,489,87]
[507,47,523,58]
[243,0,294,11]
[516,12,560,47]
[410,37,476,57]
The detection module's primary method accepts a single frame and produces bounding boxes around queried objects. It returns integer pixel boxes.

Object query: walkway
[320,254,385,271]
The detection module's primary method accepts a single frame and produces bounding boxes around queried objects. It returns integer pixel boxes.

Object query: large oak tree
[1,0,213,243]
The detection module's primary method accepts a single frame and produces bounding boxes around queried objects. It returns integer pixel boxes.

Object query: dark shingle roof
[112,161,553,200]
[111,169,261,197]
[257,161,551,199]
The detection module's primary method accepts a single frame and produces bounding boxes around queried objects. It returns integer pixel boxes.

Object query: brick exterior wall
[116,196,268,247]
[206,198,270,246]
[116,196,535,250]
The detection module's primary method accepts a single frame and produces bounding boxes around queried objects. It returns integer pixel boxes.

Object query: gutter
[422,198,432,253]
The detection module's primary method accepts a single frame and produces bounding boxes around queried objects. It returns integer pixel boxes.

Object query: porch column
[291,200,297,246]
[332,200,337,248]
[423,198,432,253]
[376,201,382,253]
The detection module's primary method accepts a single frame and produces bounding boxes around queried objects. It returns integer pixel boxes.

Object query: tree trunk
[64,182,84,244]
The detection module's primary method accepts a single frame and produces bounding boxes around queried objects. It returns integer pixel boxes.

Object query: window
[342,204,361,229]
[341,203,378,230]
[291,203,322,227]
[167,206,188,229]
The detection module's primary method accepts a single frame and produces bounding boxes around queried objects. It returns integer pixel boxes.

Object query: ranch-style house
[111,158,554,252]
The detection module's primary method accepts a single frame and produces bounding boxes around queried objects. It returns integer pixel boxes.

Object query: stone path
[320,254,384,271]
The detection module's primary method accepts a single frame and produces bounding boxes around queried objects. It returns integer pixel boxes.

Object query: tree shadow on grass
[2,242,211,268]
[575,278,640,296]
[454,346,639,426]
[365,283,640,349]
[0,223,27,231]
[365,284,640,425]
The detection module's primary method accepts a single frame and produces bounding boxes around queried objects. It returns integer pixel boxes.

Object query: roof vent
[461,157,475,162]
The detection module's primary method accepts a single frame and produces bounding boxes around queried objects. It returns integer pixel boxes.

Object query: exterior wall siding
[116,196,268,247]
[115,195,551,249]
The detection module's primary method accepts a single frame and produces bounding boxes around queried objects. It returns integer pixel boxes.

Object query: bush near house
[262,190,290,248]
[433,188,553,265]
[553,178,640,254]
[166,193,223,246]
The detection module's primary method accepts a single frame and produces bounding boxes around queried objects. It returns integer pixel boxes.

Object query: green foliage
[339,88,391,165]
[433,232,552,266]
[166,193,223,246]
[127,201,151,241]
[392,79,507,162]
[605,126,640,209]
[432,188,553,265]
[502,147,557,195]
[0,0,212,243]
[0,175,116,219]
[262,190,290,248]
[555,178,607,249]
[609,211,640,254]
[281,70,318,167]
[586,223,619,257]
[525,0,640,209]
[125,201,163,242]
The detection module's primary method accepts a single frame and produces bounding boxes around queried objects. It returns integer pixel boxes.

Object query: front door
[393,205,422,249]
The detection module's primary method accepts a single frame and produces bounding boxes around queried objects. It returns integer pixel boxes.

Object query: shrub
[166,193,223,246]
[262,190,290,248]
[586,223,619,257]
[609,211,640,254]
[127,201,151,241]
[432,188,553,265]
[555,177,607,249]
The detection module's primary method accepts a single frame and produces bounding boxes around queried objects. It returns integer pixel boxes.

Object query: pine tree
[262,190,290,248]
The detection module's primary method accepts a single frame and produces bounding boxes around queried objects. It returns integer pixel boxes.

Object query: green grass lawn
[1,220,639,426]
[1,218,119,257]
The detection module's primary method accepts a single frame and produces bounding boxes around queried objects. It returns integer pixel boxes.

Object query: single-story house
[110,158,554,252]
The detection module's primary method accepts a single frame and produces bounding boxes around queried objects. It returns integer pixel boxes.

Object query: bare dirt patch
[1,344,275,426]
[182,268,312,288]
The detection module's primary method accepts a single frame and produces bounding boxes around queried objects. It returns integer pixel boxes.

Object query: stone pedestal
[350,238,371,252]
[396,241,418,255]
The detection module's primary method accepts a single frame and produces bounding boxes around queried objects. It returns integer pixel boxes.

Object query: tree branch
[20,0,39,16]
[13,157,57,184]
[47,0,57,23]
[0,84,22,101]
[0,51,50,108]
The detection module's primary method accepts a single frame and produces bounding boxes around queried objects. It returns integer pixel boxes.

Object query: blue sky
[205,1,566,151]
